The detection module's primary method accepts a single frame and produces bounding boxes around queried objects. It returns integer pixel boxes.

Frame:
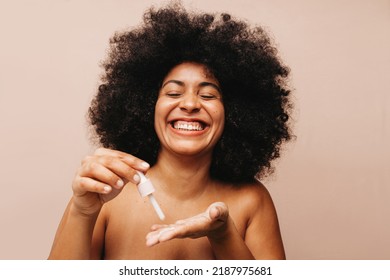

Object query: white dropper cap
[136,171,165,220]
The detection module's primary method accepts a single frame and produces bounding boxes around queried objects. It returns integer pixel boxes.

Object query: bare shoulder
[221,181,285,259]
[222,180,275,218]
[240,181,279,226]
[239,180,272,203]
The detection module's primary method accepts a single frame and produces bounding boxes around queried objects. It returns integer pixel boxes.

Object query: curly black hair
[89,2,293,184]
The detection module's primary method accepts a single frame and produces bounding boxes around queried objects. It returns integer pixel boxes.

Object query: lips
[170,120,207,131]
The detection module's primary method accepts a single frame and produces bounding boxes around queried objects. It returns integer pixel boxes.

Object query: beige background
[0,0,389,259]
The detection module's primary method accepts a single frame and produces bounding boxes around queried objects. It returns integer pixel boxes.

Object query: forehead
[163,62,218,84]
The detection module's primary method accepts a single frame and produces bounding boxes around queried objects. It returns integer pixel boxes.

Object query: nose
[179,92,201,113]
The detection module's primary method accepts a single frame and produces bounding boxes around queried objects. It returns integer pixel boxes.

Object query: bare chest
[102,184,247,259]
[104,208,215,259]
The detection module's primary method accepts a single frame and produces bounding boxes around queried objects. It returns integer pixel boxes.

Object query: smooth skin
[48,63,285,260]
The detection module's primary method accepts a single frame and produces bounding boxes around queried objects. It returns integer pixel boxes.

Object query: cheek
[154,99,169,121]
[154,99,177,131]
[207,104,225,138]
[211,105,225,124]
[154,100,165,134]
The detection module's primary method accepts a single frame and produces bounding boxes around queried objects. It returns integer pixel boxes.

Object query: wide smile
[171,120,205,131]
[169,119,209,134]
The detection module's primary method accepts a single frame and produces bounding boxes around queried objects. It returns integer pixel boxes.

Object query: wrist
[69,197,102,219]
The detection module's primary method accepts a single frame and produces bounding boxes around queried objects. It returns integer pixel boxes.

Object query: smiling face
[154,62,225,158]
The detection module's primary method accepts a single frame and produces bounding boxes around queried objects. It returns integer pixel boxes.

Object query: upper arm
[243,184,285,259]
[90,207,107,259]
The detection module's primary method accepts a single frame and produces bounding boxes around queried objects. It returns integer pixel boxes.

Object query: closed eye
[199,93,218,100]
[165,92,182,98]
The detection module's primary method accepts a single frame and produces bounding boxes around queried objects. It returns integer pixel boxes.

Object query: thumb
[208,202,229,222]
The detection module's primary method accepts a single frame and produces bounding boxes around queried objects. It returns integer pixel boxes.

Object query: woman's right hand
[71,147,150,216]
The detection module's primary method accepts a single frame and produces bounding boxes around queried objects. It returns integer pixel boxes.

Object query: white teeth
[173,121,204,131]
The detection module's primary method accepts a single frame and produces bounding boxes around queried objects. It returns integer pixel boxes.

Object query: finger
[208,202,229,222]
[145,231,160,247]
[73,176,113,196]
[174,219,187,225]
[146,227,176,247]
[95,156,143,185]
[94,148,150,171]
[209,206,220,220]
[146,229,164,247]
[158,227,177,242]
[150,224,166,231]
[79,160,126,189]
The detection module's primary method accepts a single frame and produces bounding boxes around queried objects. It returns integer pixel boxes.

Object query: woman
[49,3,292,260]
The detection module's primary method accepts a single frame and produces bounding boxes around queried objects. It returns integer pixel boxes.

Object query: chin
[166,142,213,158]
[172,147,209,157]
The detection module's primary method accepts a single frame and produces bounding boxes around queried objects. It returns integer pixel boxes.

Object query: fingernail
[103,185,112,193]
[133,174,140,183]
[141,162,150,168]
[116,179,124,188]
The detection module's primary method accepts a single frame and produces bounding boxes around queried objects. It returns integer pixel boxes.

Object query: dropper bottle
[135,171,165,220]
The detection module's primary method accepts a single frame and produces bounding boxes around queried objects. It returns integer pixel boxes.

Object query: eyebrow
[161,80,222,93]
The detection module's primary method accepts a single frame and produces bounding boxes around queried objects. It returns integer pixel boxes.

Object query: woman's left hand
[145,202,229,247]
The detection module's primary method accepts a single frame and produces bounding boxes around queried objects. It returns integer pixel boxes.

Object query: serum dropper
[135,171,165,220]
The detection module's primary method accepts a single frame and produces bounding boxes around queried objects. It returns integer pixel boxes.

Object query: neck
[147,150,214,200]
